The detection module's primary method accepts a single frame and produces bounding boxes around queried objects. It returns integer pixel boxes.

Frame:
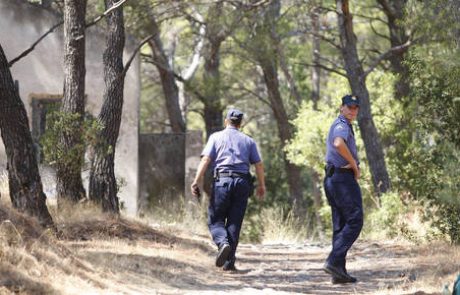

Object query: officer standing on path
[323,95,363,284]
[191,108,266,271]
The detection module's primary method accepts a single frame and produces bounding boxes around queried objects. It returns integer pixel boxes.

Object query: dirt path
[66,234,458,295]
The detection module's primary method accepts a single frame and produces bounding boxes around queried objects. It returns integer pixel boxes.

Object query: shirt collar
[338,114,351,125]
[226,126,239,130]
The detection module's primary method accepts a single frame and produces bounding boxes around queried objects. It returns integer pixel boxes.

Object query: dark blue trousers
[324,171,363,269]
[208,176,251,264]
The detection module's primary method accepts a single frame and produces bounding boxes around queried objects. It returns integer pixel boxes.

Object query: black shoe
[331,275,357,284]
[323,263,349,281]
[222,260,237,272]
[215,243,231,267]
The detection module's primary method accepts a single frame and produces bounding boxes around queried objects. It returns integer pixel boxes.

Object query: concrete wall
[138,132,202,213]
[0,0,140,215]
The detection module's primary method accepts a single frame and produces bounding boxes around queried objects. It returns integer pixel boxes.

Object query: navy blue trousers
[324,171,363,269]
[208,176,251,264]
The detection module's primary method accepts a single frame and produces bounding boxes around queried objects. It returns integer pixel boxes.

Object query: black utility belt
[325,165,354,177]
[215,171,250,179]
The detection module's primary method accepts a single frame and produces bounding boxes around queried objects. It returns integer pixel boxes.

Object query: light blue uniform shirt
[202,126,261,174]
[325,114,359,167]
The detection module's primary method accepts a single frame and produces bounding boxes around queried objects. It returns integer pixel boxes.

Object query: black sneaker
[222,260,237,272]
[331,274,357,284]
[215,243,231,267]
[323,263,349,280]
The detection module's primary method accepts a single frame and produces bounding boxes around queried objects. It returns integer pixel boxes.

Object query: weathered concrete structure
[138,131,203,213]
[0,0,140,214]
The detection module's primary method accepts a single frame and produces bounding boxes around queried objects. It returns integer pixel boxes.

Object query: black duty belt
[216,171,250,179]
[336,167,354,174]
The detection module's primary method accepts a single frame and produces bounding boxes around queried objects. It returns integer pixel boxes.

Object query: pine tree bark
[377,0,411,100]
[202,3,226,139]
[259,60,306,216]
[311,4,321,109]
[0,44,54,227]
[311,2,324,236]
[254,0,306,216]
[377,0,410,100]
[56,0,87,204]
[88,0,125,213]
[147,13,185,133]
[336,0,391,193]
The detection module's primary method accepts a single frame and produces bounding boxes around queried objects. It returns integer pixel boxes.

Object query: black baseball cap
[342,95,360,107]
[226,108,244,122]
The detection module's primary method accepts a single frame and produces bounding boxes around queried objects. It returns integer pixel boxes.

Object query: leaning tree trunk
[260,60,306,217]
[88,0,125,213]
[0,44,53,227]
[311,4,322,109]
[254,0,305,217]
[310,2,324,237]
[377,0,411,101]
[56,0,87,204]
[336,0,391,194]
[201,3,226,139]
[147,12,185,133]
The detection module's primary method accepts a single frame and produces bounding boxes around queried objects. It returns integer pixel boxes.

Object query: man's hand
[191,182,201,198]
[343,163,360,181]
[256,184,265,201]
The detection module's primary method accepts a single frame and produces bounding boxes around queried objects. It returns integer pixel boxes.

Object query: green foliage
[387,47,460,243]
[40,111,104,170]
[365,191,445,242]
[365,191,407,239]
[285,100,335,175]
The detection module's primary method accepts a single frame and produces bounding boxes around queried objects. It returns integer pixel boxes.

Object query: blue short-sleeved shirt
[325,114,359,167]
[201,126,261,174]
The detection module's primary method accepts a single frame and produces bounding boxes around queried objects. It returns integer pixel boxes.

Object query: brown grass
[0,198,458,294]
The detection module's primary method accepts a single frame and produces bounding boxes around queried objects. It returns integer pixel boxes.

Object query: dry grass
[0,175,459,294]
[0,199,459,294]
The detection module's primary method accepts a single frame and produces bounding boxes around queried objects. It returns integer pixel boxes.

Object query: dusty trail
[67,233,458,295]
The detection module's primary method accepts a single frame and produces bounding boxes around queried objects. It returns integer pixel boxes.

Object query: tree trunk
[201,3,226,138]
[147,12,185,133]
[253,0,306,217]
[311,5,321,109]
[311,2,324,236]
[377,0,411,100]
[88,0,125,213]
[336,0,391,194]
[260,60,306,217]
[56,0,87,204]
[0,44,54,227]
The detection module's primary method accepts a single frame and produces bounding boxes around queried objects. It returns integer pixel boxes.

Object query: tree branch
[8,21,63,67]
[369,19,390,41]
[85,0,129,28]
[296,62,347,77]
[8,0,130,67]
[363,40,412,78]
[122,35,154,77]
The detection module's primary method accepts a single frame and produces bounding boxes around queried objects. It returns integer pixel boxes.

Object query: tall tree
[0,44,54,227]
[377,0,411,101]
[310,1,324,236]
[88,0,125,213]
[336,0,390,193]
[56,0,87,203]
[201,2,227,138]
[250,0,306,216]
[146,11,186,133]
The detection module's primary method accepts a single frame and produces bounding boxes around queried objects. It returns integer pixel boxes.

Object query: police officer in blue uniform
[323,95,363,284]
[191,108,266,271]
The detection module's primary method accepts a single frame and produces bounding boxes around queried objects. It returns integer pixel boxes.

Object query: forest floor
[0,205,459,295]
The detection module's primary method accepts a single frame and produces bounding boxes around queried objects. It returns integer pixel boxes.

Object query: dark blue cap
[226,108,244,122]
[342,95,360,106]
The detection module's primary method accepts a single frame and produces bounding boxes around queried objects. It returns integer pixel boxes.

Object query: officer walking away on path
[323,94,363,284]
[191,108,266,271]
